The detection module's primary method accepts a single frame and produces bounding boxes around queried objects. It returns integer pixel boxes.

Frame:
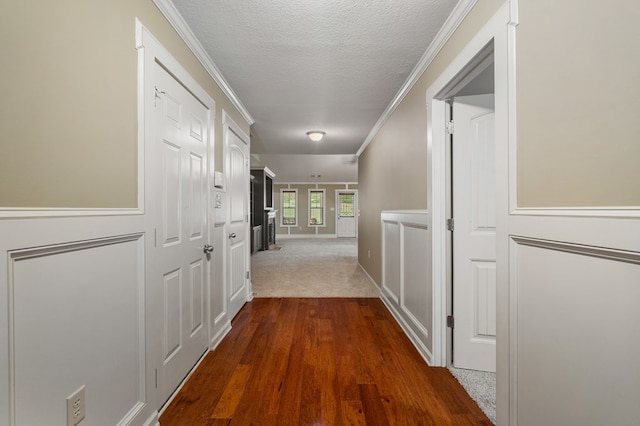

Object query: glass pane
[282,191,296,225]
[339,193,354,217]
[309,190,324,225]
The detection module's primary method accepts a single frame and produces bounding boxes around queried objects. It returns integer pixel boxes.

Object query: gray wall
[0,0,249,208]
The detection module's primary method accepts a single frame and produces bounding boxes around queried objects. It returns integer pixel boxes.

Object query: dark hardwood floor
[160,298,491,425]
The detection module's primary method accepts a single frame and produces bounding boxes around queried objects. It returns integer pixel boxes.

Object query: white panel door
[336,191,357,238]
[150,63,210,405]
[226,127,250,320]
[453,94,496,372]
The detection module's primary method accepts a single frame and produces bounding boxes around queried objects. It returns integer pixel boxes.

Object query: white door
[336,191,357,238]
[226,125,250,320]
[452,94,496,372]
[149,63,210,404]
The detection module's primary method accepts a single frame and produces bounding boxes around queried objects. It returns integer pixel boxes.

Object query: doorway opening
[428,40,499,423]
[336,190,358,238]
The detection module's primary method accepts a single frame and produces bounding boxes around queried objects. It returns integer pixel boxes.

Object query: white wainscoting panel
[401,222,433,351]
[9,234,146,426]
[511,236,640,426]
[381,211,432,364]
[382,220,401,304]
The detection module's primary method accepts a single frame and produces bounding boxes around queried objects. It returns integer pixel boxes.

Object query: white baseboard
[158,349,210,417]
[380,291,433,366]
[210,321,232,350]
[142,411,160,426]
[357,262,382,297]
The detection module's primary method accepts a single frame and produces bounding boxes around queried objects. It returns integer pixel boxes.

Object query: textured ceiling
[171,0,458,157]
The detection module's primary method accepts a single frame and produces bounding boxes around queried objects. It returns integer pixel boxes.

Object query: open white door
[225,119,250,320]
[149,63,210,404]
[336,191,357,238]
[452,94,496,372]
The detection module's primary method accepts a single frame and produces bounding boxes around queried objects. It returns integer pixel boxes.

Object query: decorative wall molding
[509,230,640,424]
[511,235,640,265]
[357,0,478,156]
[380,210,432,364]
[8,233,146,426]
[511,206,640,218]
[0,208,144,219]
[152,0,254,125]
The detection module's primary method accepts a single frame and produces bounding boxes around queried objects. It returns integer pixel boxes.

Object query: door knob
[203,244,214,253]
[228,233,237,239]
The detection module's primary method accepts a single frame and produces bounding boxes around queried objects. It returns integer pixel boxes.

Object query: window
[308,189,325,226]
[281,189,297,226]
[339,194,355,217]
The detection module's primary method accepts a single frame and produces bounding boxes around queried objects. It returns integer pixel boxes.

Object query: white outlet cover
[66,385,86,426]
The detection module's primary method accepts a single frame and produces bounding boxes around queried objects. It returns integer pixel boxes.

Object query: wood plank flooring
[160,298,491,425]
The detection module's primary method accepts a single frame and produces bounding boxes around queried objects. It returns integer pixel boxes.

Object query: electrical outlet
[66,386,85,426]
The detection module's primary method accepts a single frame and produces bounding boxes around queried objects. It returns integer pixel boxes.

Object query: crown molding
[152,0,255,125]
[356,0,478,157]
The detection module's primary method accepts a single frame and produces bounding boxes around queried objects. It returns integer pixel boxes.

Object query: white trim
[357,263,382,297]
[308,188,327,227]
[335,189,358,238]
[142,412,160,426]
[280,188,298,227]
[151,0,254,126]
[507,215,640,425]
[510,235,640,264]
[379,210,432,365]
[380,292,433,366]
[138,19,218,416]
[222,110,250,147]
[0,208,143,218]
[209,320,231,351]
[222,110,250,194]
[356,0,478,156]
[8,233,146,426]
[426,3,511,425]
[158,349,210,416]
[511,206,640,218]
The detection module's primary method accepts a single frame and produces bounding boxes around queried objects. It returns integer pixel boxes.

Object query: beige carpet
[251,238,380,298]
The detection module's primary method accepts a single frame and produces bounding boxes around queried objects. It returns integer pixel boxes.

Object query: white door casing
[224,113,250,320]
[336,190,358,238]
[149,62,210,405]
[452,94,496,372]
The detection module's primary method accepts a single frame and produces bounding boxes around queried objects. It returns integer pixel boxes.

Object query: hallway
[251,238,379,298]
[160,298,491,425]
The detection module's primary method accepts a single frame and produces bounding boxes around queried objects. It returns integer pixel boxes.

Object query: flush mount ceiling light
[306,131,325,142]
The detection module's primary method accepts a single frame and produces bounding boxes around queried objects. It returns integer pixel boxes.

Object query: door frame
[335,189,358,238]
[138,19,215,411]
[222,111,252,313]
[426,3,516,424]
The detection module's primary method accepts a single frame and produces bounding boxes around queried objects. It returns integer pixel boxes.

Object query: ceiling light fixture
[306,131,325,142]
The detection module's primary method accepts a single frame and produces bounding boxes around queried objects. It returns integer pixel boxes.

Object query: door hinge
[246,271,250,279]
[446,120,454,135]
[154,369,158,388]
[446,218,454,231]
[447,315,454,328]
